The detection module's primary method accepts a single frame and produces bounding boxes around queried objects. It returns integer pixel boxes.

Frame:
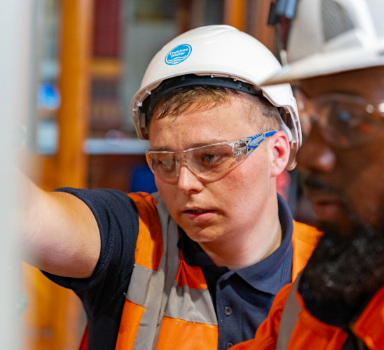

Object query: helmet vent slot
[321,0,355,42]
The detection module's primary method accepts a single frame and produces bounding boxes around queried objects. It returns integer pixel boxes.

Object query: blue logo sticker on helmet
[165,44,192,65]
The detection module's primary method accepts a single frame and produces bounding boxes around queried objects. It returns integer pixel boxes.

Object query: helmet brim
[262,39,384,86]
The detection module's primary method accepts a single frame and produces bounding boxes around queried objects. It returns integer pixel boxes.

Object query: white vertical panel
[0,1,31,349]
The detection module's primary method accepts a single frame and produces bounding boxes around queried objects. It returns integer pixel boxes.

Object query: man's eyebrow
[150,146,171,152]
[189,139,227,148]
[150,139,227,152]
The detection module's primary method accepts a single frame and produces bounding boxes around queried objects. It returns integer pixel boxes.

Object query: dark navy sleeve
[41,188,139,349]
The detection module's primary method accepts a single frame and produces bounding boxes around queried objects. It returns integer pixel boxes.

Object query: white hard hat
[264,0,384,85]
[131,25,301,170]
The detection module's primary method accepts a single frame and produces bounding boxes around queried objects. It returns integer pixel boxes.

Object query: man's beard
[299,201,384,326]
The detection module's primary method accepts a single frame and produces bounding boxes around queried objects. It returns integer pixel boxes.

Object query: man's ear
[269,131,290,178]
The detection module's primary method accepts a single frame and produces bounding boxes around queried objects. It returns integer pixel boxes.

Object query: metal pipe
[0,1,32,349]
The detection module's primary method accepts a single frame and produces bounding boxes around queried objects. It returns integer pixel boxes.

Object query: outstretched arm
[20,173,100,278]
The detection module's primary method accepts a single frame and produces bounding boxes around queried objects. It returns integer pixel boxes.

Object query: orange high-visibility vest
[79,192,322,350]
[234,279,384,350]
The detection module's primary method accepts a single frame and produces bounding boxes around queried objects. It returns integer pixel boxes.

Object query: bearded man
[232,0,384,349]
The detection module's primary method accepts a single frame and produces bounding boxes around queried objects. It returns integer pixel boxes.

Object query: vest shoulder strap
[292,220,322,279]
[120,192,181,350]
[128,192,163,271]
[275,271,302,350]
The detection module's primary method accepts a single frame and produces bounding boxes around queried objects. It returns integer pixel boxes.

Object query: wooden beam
[223,0,247,31]
[57,0,93,188]
[252,0,276,53]
[176,0,193,34]
[22,2,93,350]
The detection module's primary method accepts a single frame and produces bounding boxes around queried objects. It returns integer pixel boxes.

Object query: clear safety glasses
[296,92,384,148]
[146,131,277,184]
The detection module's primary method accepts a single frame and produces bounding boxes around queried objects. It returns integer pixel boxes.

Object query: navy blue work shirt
[43,189,293,350]
[179,194,293,349]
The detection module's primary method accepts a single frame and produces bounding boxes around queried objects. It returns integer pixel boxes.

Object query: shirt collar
[235,193,293,294]
[178,194,293,294]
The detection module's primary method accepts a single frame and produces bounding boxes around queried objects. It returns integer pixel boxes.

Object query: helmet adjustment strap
[142,74,263,120]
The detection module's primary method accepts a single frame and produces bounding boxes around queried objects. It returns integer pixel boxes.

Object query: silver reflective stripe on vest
[126,192,180,350]
[128,263,167,350]
[126,192,218,350]
[165,281,218,325]
[275,272,302,350]
[127,264,157,305]
[153,192,181,344]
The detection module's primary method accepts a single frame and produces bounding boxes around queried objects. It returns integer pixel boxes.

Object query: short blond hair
[151,85,281,132]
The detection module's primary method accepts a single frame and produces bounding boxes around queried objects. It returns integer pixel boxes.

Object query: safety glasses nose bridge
[173,150,195,178]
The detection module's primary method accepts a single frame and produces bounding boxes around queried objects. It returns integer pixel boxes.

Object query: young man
[233,0,384,349]
[22,25,319,349]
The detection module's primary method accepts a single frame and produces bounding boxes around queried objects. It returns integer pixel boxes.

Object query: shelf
[90,57,123,80]
[84,138,150,155]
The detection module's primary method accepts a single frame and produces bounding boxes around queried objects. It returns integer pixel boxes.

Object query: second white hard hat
[264,0,384,85]
[131,25,301,170]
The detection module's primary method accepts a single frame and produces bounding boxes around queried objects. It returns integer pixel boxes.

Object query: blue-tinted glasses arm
[242,131,277,158]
